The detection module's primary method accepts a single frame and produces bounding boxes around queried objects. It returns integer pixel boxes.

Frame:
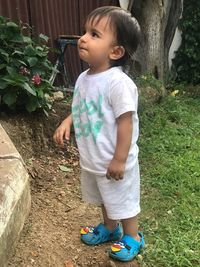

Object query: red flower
[32,74,41,86]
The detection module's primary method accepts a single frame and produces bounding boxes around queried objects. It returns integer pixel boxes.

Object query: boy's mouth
[79,46,87,51]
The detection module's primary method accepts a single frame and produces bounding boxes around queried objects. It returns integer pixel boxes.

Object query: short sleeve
[109,77,138,119]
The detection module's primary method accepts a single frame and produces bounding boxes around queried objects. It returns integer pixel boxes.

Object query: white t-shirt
[72,66,139,174]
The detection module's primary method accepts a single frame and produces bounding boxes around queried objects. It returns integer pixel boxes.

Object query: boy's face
[78,16,118,74]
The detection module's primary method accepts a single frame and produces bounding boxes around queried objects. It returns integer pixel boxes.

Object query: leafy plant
[172,0,200,85]
[0,16,53,113]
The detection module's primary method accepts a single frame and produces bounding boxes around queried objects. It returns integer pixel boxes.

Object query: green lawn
[138,95,200,267]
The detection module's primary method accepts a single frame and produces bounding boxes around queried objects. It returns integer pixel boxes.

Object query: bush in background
[172,0,200,85]
[0,16,53,114]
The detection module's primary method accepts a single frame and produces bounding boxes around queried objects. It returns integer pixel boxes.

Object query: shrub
[0,16,53,114]
[172,0,200,85]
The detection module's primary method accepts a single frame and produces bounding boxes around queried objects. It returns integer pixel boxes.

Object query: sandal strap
[111,232,145,252]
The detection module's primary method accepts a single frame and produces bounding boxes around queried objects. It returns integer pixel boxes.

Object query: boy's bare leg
[102,205,118,231]
[121,216,140,241]
[102,205,140,241]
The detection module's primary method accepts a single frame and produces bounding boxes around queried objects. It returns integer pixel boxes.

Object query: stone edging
[0,124,31,267]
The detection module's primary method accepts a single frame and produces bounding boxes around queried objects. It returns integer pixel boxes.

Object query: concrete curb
[0,124,31,267]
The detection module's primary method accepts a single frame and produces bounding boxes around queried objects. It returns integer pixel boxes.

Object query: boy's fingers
[65,131,70,141]
[106,171,124,180]
[53,131,64,146]
[106,173,112,179]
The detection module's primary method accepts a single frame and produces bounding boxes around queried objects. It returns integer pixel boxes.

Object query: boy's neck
[88,64,112,75]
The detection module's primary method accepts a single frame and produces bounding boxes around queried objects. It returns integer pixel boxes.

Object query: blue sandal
[80,223,123,246]
[109,232,145,262]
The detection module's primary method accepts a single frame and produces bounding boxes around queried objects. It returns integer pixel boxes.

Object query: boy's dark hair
[87,6,141,68]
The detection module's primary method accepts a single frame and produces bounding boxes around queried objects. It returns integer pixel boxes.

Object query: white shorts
[80,163,140,220]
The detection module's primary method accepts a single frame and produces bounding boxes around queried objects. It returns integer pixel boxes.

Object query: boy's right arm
[53,114,73,146]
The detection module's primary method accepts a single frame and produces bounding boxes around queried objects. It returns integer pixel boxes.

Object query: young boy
[53,6,144,262]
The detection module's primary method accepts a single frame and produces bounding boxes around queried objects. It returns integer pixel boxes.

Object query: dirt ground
[1,101,140,267]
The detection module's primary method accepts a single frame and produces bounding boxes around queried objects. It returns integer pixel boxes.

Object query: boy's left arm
[106,111,133,180]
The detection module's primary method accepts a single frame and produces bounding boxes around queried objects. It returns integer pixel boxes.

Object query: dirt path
[1,103,139,267]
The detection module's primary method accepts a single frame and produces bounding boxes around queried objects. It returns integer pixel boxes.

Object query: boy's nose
[79,33,87,42]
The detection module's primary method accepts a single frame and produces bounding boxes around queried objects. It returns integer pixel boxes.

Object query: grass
[138,95,200,267]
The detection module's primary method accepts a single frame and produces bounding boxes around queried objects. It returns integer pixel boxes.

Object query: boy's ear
[110,45,125,60]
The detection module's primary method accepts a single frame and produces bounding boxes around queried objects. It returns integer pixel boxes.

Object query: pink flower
[32,74,41,86]
[19,66,30,75]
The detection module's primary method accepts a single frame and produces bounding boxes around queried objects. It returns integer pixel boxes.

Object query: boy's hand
[53,115,72,146]
[106,158,125,180]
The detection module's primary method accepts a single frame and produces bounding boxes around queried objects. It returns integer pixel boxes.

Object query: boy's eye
[91,31,99,38]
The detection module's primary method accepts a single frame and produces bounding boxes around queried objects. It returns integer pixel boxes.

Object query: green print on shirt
[72,94,103,142]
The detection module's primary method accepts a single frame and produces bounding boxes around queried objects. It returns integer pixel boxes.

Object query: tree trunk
[164,0,183,73]
[131,0,182,81]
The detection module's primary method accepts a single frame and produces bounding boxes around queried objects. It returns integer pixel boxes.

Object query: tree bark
[131,0,182,81]
[164,0,183,72]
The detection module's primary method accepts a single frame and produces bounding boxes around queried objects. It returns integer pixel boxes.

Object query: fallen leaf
[58,165,72,172]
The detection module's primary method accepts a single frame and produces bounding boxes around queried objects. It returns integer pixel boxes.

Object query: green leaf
[21,82,37,96]
[0,49,9,59]
[2,92,17,106]
[6,66,16,75]
[0,64,7,70]
[2,73,28,85]
[0,16,6,24]
[11,35,24,43]
[43,108,49,117]
[24,45,36,56]
[0,81,8,89]
[58,165,72,172]
[12,50,24,56]
[6,21,18,28]
[25,99,38,112]
[23,36,32,43]
[46,101,52,109]
[39,33,49,42]
[27,57,38,67]
[18,60,27,66]
[35,88,44,98]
